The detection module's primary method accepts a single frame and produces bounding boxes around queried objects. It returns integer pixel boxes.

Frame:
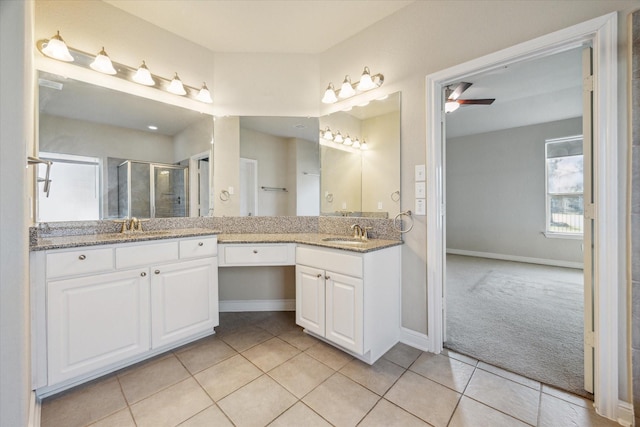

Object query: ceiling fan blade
[449,82,472,100]
[457,98,495,105]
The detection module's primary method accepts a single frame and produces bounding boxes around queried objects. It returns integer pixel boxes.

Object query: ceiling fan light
[42,31,74,62]
[339,76,355,98]
[357,66,375,91]
[445,100,460,113]
[196,82,213,103]
[89,47,117,75]
[322,83,337,104]
[167,72,187,95]
[133,61,155,86]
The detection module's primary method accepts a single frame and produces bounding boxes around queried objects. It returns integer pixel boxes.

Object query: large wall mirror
[36,71,214,222]
[319,92,401,218]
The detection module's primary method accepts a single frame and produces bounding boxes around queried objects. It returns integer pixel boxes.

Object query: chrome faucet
[351,224,372,240]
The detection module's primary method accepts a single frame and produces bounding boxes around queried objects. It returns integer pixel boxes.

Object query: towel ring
[390,190,400,202]
[219,190,230,202]
[393,210,414,233]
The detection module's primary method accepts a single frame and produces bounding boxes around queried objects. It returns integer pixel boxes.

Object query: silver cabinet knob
[198,242,204,246]
[78,255,86,260]
[155,270,160,274]
[140,272,147,277]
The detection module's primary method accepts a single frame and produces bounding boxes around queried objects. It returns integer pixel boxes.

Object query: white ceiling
[445,47,583,138]
[103,0,414,54]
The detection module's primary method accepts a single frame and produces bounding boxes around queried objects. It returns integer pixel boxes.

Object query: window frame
[544,135,584,240]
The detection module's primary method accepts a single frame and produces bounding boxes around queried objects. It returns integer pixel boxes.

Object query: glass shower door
[152,165,188,218]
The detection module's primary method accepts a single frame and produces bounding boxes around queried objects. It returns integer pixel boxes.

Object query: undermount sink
[321,237,368,245]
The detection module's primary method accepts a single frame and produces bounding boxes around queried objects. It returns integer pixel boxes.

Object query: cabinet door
[151,257,218,349]
[325,271,363,354]
[296,265,325,336]
[47,269,150,385]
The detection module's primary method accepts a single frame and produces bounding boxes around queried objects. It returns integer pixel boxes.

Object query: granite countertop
[31,228,221,251]
[217,233,402,253]
[31,230,402,253]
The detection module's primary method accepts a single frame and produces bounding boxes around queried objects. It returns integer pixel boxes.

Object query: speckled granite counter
[30,230,402,253]
[30,228,221,251]
[217,233,402,253]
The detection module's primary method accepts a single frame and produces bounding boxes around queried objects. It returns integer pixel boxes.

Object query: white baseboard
[616,400,634,427]
[219,299,295,312]
[446,248,584,269]
[28,391,40,427]
[399,327,431,352]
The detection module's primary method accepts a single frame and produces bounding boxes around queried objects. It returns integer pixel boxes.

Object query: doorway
[442,48,588,396]
[426,13,619,420]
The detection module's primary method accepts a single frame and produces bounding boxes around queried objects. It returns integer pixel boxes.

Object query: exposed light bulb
[41,31,74,62]
[339,75,355,98]
[322,83,337,104]
[89,47,117,75]
[167,72,186,95]
[196,82,213,103]
[133,61,155,86]
[357,66,375,91]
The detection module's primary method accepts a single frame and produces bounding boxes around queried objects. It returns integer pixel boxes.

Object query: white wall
[446,118,583,264]
[0,1,32,425]
[240,128,294,216]
[173,116,214,163]
[294,138,320,216]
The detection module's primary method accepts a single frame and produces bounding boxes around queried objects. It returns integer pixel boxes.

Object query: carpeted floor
[445,254,590,398]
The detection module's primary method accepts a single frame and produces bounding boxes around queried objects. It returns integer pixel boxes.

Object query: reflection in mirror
[238,116,320,216]
[36,71,214,222]
[319,92,401,218]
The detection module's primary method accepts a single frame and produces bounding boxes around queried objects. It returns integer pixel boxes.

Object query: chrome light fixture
[41,31,74,62]
[322,127,334,141]
[322,83,338,104]
[167,73,187,95]
[36,31,213,104]
[196,82,213,103]
[89,47,117,75]
[352,138,361,149]
[133,60,155,86]
[334,131,344,144]
[322,66,384,104]
[444,100,460,113]
[343,135,353,146]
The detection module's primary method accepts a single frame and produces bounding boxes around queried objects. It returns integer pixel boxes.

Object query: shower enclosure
[118,160,189,218]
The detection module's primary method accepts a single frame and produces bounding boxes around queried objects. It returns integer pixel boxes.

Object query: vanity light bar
[319,127,367,151]
[36,33,213,104]
[322,66,384,104]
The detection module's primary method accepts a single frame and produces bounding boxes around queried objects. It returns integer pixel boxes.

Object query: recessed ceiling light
[148,125,158,130]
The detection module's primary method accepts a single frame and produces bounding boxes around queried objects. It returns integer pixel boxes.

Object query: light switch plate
[415,164,426,182]
[415,198,426,215]
[415,182,426,198]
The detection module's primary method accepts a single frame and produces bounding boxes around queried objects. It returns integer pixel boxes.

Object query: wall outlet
[415,182,426,198]
[415,164,426,182]
[415,198,426,215]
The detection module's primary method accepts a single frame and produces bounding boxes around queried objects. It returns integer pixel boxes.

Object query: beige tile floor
[40,311,620,427]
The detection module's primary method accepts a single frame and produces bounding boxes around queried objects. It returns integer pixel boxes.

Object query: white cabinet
[151,258,218,348]
[47,269,150,385]
[32,235,218,395]
[295,244,400,364]
[218,243,295,266]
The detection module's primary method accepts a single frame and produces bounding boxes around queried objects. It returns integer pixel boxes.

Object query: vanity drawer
[180,237,218,259]
[115,241,179,269]
[296,246,363,278]
[218,243,295,266]
[46,247,114,279]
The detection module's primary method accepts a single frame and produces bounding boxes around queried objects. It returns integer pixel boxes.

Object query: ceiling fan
[445,82,495,113]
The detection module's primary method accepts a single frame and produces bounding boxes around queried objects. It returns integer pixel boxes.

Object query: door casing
[426,12,619,420]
